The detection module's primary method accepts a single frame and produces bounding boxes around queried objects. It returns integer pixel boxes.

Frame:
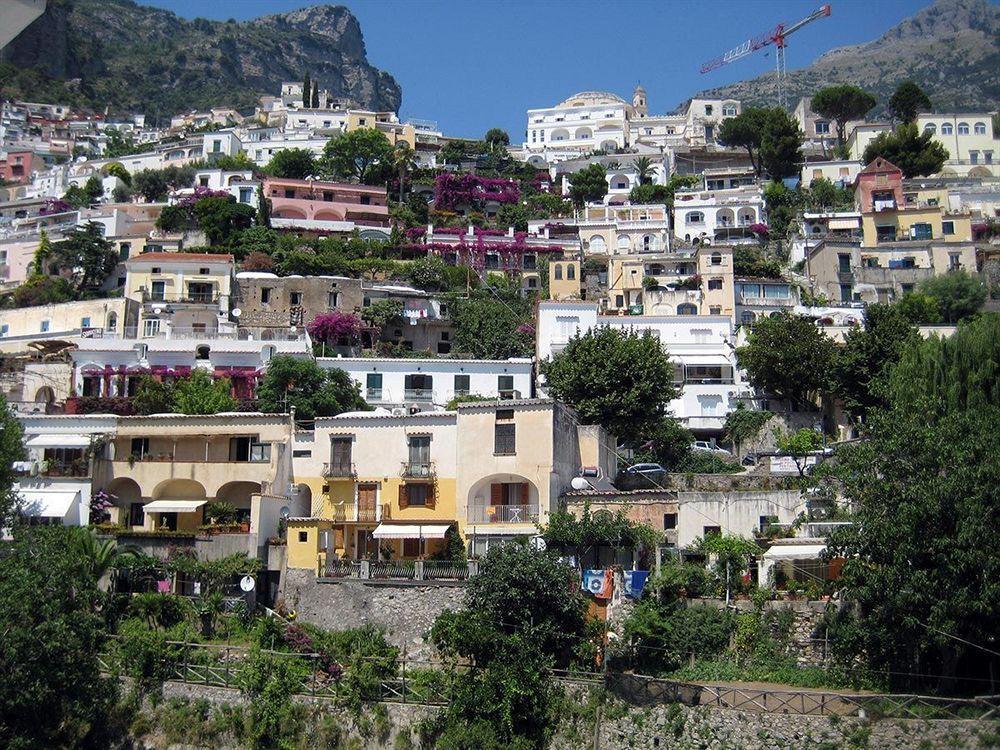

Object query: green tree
[718,108,770,176]
[256,189,271,228]
[449,281,533,359]
[632,156,654,184]
[391,141,417,203]
[256,355,368,420]
[567,163,608,208]
[104,161,132,185]
[629,174,699,207]
[888,81,932,124]
[263,147,316,179]
[302,72,311,108]
[311,80,319,109]
[811,85,877,148]
[84,175,105,203]
[916,270,985,324]
[359,298,405,346]
[495,202,531,232]
[774,427,824,477]
[172,370,236,414]
[320,128,394,185]
[132,375,176,416]
[829,303,919,421]
[191,195,255,246]
[0,527,120,749]
[806,177,854,211]
[132,168,169,202]
[103,129,143,158]
[484,128,510,149]
[885,313,1000,417]
[0,395,25,527]
[11,276,77,307]
[757,109,803,180]
[826,405,1000,692]
[30,229,53,276]
[237,649,307,750]
[895,292,942,324]
[541,327,678,443]
[52,222,118,293]
[862,124,949,178]
[736,311,836,407]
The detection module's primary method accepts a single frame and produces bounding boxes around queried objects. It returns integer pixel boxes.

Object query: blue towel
[625,570,650,598]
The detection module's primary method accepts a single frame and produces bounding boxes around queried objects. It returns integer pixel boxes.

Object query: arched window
[554,264,563,280]
[710,252,722,266]
[941,123,953,135]
[106,312,118,332]
[589,236,606,254]
[974,122,987,135]
[567,265,576,280]
[957,122,969,135]
[195,345,211,360]
[677,303,698,316]
[574,127,592,140]
[686,212,704,224]
[923,123,936,134]
[643,235,657,252]
[610,174,629,190]
[617,235,631,253]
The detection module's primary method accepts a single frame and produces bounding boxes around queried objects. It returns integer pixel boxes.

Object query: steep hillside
[691,0,999,114]
[0,0,401,121]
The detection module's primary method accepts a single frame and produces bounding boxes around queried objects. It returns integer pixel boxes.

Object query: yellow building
[286,400,616,571]
[124,252,233,336]
[548,259,584,300]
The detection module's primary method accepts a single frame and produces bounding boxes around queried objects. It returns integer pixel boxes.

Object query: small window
[151,267,161,274]
[941,123,953,135]
[290,291,303,306]
[40,320,50,332]
[567,265,576,280]
[707,278,722,290]
[974,122,987,135]
[454,374,470,396]
[328,291,339,308]
[196,345,210,360]
[298,531,308,543]
[703,525,721,537]
[709,306,721,315]
[494,423,516,455]
[261,287,272,304]
[924,123,936,134]
[957,122,969,135]
[360,195,371,205]
[554,264,563,280]
[941,220,955,236]
[130,437,150,459]
[710,252,722,266]
[663,513,677,530]
[815,120,830,135]
[80,317,91,328]
[705,105,713,115]
[199,267,210,275]
[406,483,428,507]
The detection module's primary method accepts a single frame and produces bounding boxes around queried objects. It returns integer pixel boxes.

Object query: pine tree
[311,81,320,109]
[302,72,311,108]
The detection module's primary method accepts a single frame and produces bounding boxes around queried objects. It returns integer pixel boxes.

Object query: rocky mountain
[691,0,999,114]
[0,0,401,121]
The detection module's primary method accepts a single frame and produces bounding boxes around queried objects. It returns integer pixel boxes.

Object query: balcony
[323,461,356,478]
[141,290,221,305]
[467,504,539,524]
[404,388,434,402]
[14,460,89,478]
[873,199,897,212]
[331,503,386,523]
[400,461,435,479]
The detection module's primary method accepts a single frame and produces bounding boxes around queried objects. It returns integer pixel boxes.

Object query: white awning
[827,218,858,230]
[143,499,207,513]
[763,543,827,560]
[25,434,93,448]
[372,523,451,540]
[20,490,79,518]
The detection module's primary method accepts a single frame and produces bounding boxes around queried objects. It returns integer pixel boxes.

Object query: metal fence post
[402,648,407,704]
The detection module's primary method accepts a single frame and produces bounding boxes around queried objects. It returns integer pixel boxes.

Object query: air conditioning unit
[391,407,407,417]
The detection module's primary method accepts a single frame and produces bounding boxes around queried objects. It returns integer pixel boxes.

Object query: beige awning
[763,543,826,560]
[144,499,207,513]
[827,219,858,230]
[372,523,451,539]
[20,490,79,518]
[25,434,92,448]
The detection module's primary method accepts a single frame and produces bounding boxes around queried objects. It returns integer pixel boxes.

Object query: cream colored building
[800,159,863,188]
[532,204,669,257]
[124,252,234,337]
[917,113,998,177]
[0,297,138,354]
[605,245,734,319]
[548,259,585,301]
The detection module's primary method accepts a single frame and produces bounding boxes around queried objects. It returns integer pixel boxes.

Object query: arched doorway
[106,477,143,528]
[216,480,263,525]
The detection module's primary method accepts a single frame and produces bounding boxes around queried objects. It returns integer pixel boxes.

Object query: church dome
[555,91,628,108]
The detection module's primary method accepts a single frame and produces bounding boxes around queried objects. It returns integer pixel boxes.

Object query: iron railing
[467,504,539,524]
[323,461,356,478]
[400,461,435,478]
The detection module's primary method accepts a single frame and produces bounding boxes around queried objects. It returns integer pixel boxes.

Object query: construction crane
[699,4,832,109]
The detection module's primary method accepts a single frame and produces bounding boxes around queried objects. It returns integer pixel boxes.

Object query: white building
[799,159,863,188]
[917,113,998,177]
[677,490,805,548]
[535,301,746,434]
[673,185,765,245]
[316,357,534,411]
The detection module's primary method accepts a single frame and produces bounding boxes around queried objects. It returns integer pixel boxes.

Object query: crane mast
[699,5,832,109]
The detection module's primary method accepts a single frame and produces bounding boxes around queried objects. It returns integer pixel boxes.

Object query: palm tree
[70,528,132,584]
[391,142,418,204]
[633,156,654,185]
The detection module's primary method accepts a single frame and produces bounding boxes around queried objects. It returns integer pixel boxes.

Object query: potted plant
[203,501,237,530]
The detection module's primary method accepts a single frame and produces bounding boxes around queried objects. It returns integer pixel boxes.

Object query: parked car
[625,462,666,475]
[691,441,732,456]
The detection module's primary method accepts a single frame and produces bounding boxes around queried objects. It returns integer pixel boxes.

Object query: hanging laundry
[581,569,613,599]
[624,570,650,599]
[156,578,171,594]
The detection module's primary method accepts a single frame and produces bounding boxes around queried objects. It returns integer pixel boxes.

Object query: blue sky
[140,0,932,139]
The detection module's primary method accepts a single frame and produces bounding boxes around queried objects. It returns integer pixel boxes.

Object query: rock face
[691,0,1000,114]
[2,0,401,118]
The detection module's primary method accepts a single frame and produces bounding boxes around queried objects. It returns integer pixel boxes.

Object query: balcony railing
[468,504,539,524]
[141,290,221,304]
[323,461,356,478]
[400,461,435,478]
[331,504,385,523]
[404,388,433,402]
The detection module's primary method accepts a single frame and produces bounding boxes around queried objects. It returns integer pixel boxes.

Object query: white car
[691,441,732,456]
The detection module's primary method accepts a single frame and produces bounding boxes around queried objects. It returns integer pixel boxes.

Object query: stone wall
[281,568,465,659]
[587,701,992,750]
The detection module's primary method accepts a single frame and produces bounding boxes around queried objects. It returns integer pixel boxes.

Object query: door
[357,484,377,523]
[356,529,373,561]
[150,281,166,301]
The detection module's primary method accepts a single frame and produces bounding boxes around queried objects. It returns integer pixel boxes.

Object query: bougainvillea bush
[306,311,362,345]
[433,173,521,210]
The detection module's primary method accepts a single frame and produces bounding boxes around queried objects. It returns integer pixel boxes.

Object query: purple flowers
[40,198,72,215]
[307,311,362,344]
[748,223,770,236]
[433,173,521,210]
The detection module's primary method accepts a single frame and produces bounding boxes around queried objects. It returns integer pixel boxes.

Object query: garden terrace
[432,174,521,210]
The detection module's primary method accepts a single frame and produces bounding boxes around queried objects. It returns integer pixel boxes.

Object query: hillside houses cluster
[1,78,998,598]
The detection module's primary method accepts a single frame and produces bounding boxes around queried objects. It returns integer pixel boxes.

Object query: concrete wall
[677,490,804,548]
[281,569,465,659]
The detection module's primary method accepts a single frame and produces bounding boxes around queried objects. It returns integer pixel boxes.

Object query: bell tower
[632,84,648,117]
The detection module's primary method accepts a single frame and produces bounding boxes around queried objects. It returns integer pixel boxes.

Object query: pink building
[854,158,905,213]
[0,150,43,185]
[264,177,390,230]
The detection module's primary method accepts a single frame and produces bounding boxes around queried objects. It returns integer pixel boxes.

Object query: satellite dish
[239,575,255,593]
[232,308,242,318]
[279,506,290,519]
[152,306,162,314]
[530,536,547,552]
[571,477,591,491]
